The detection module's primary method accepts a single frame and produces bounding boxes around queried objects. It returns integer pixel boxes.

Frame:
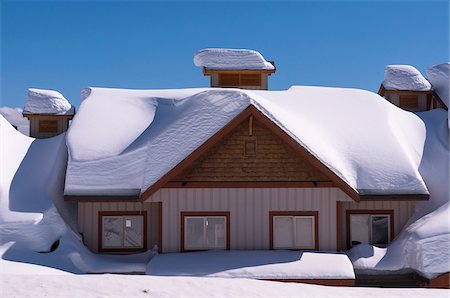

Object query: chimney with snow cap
[378,65,445,112]
[194,48,276,90]
[22,88,75,138]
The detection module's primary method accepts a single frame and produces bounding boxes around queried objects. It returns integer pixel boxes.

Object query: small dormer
[378,65,445,112]
[194,48,276,90]
[22,88,75,138]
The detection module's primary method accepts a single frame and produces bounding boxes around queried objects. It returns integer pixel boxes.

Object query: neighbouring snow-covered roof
[64,86,429,198]
[23,88,75,115]
[426,63,449,108]
[194,48,275,70]
[0,107,29,135]
[382,65,431,91]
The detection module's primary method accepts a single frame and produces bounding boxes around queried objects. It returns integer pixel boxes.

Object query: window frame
[346,210,394,249]
[180,211,230,252]
[269,211,319,250]
[98,211,147,253]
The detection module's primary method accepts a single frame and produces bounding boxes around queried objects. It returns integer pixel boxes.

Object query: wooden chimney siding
[378,85,448,112]
[24,114,73,138]
[171,117,331,184]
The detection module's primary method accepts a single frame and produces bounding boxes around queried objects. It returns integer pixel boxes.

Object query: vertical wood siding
[147,188,353,252]
[339,200,415,250]
[78,202,160,253]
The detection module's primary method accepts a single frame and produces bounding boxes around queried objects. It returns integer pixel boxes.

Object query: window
[244,139,257,156]
[270,211,318,250]
[39,120,58,133]
[218,73,262,87]
[347,210,393,248]
[181,212,230,251]
[99,212,147,252]
[399,95,419,111]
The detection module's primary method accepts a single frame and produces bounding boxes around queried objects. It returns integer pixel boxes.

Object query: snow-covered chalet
[22,49,448,260]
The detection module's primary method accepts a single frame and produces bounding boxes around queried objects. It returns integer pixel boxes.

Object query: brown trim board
[164,181,336,188]
[265,279,355,287]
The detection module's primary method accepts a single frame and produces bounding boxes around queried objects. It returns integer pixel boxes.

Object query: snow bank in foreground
[66,86,429,197]
[147,250,355,279]
[3,275,449,298]
[0,115,154,274]
[0,107,29,135]
[23,88,74,115]
[383,65,431,91]
[348,109,450,279]
[426,63,449,109]
[194,48,275,70]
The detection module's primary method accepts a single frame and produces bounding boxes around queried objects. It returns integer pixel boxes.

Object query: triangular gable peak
[140,105,361,202]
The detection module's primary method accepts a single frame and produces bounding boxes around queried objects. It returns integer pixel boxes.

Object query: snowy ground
[147,250,355,279]
[2,274,449,298]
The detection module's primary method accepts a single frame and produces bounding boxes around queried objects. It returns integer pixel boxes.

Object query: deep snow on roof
[382,65,431,91]
[65,86,429,197]
[426,63,449,108]
[23,88,75,115]
[194,48,275,70]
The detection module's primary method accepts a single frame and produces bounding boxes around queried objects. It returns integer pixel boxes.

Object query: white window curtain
[273,216,315,249]
[184,216,226,250]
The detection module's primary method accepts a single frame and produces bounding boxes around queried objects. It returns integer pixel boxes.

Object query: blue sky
[1,0,449,108]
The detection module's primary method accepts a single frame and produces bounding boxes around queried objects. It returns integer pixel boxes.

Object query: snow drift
[426,63,449,109]
[0,115,154,274]
[348,109,449,279]
[194,48,275,70]
[382,65,431,91]
[23,88,74,115]
[65,86,429,197]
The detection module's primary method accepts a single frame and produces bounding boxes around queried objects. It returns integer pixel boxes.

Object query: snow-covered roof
[426,63,449,108]
[23,88,75,115]
[64,86,429,198]
[382,65,431,91]
[194,48,275,70]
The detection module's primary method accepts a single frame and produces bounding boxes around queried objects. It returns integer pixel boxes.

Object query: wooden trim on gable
[140,108,252,201]
[164,181,336,189]
[140,105,361,202]
[246,106,360,202]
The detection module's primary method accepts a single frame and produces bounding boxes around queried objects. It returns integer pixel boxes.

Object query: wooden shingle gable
[140,105,362,202]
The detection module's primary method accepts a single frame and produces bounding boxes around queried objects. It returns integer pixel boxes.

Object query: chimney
[22,88,75,138]
[194,48,276,90]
